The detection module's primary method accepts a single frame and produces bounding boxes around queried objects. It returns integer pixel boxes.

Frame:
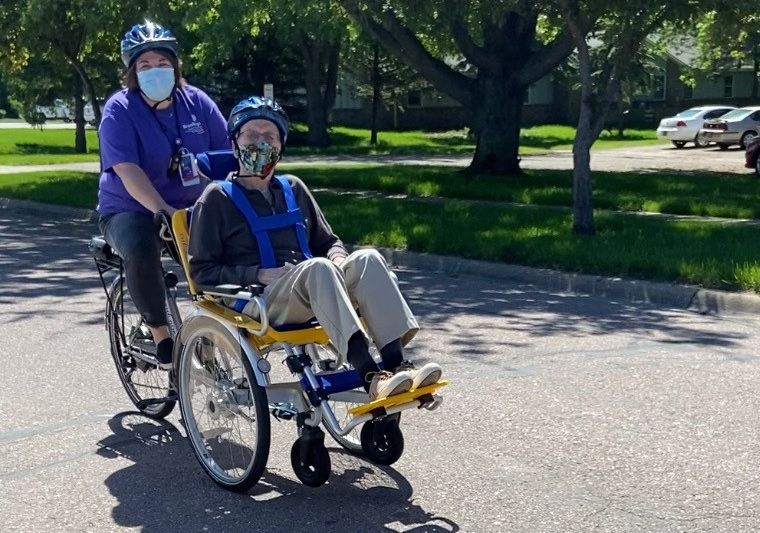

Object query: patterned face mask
[237,141,281,177]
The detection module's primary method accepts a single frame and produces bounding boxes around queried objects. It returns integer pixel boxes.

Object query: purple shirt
[97,85,228,215]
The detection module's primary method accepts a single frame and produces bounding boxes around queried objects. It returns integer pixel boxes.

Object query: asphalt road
[2,210,760,532]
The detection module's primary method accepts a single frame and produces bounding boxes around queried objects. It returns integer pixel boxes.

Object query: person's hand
[256,262,294,285]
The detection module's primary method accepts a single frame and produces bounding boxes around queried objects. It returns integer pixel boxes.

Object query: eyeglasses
[237,130,279,145]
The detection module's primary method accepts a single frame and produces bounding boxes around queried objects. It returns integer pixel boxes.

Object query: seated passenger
[188,96,442,400]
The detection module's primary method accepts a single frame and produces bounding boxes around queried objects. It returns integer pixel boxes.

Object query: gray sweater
[188,174,348,288]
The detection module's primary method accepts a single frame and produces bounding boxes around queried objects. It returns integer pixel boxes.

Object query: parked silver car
[656,106,735,148]
[699,106,760,150]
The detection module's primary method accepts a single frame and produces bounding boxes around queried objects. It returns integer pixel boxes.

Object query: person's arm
[100,96,174,213]
[112,162,176,215]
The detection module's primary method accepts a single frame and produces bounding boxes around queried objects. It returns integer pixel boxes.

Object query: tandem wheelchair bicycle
[89,150,447,491]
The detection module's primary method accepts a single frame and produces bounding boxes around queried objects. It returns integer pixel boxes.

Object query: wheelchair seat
[168,209,331,347]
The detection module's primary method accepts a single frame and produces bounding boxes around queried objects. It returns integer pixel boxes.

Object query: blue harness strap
[218,176,313,312]
[273,175,313,261]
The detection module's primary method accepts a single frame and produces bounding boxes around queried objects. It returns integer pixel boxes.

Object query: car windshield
[675,109,703,119]
[719,108,754,121]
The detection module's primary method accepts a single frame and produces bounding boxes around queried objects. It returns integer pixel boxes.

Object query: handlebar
[154,210,173,242]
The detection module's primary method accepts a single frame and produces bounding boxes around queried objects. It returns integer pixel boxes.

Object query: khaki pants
[243,249,419,357]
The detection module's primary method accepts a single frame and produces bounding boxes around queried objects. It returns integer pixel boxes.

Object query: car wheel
[718,143,730,150]
[671,141,687,149]
[740,131,757,150]
[755,154,760,177]
[693,134,709,148]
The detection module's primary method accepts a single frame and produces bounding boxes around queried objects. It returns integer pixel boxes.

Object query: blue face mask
[137,67,175,102]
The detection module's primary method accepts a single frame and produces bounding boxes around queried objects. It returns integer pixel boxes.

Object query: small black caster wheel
[360,416,404,466]
[291,434,331,487]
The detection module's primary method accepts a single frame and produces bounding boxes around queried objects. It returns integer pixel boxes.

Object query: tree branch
[517,28,578,86]
[449,18,497,72]
[341,0,475,106]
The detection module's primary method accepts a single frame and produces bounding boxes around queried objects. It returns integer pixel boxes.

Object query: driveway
[520,143,753,174]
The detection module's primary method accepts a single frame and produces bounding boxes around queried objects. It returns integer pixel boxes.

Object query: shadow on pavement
[0,211,749,365]
[96,413,459,533]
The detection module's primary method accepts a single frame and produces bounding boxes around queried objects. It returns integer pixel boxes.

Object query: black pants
[99,211,167,327]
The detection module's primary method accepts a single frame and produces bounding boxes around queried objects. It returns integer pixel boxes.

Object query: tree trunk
[73,76,86,154]
[753,41,759,99]
[300,34,340,147]
[572,123,595,235]
[67,56,102,126]
[468,77,524,175]
[82,71,101,126]
[370,43,380,145]
[569,21,595,236]
[303,47,331,147]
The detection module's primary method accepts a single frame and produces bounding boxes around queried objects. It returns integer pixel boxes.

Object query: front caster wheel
[291,430,331,487]
[360,416,404,466]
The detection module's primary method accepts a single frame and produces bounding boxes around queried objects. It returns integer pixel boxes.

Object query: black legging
[99,211,167,327]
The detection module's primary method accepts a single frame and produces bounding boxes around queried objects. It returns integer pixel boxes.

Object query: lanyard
[145,96,183,157]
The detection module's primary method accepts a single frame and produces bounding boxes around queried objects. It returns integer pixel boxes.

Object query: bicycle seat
[89,235,115,261]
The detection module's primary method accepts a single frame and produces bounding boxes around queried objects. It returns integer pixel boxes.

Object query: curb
[4,196,760,317]
[364,249,760,318]
[0,197,97,222]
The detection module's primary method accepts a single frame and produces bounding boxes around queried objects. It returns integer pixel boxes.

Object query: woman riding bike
[97,20,228,368]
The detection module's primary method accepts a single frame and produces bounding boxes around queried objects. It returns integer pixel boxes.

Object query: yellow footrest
[348,380,449,416]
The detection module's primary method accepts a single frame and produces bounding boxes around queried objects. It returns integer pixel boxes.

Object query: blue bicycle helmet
[227,96,289,144]
[120,21,178,68]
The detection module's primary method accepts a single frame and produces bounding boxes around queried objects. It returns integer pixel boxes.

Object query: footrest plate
[348,380,449,416]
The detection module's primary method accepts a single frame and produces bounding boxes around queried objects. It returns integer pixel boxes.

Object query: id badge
[178,151,200,187]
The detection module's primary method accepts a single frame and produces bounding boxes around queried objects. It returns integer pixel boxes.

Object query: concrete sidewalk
[3,194,760,317]
[0,143,753,174]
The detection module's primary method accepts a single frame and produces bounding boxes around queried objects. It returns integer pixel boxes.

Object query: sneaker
[397,361,442,389]
[368,370,413,401]
[155,338,174,370]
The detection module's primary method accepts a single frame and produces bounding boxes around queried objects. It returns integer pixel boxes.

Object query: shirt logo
[182,120,206,135]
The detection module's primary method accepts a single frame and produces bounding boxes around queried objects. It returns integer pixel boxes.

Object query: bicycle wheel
[177,316,270,492]
[106,276,176,419]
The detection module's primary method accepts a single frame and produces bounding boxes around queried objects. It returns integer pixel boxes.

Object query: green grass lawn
[2,169,760,292]
[318,192,760,292]
[0,129,100,165]
[0,171,99,208]
[287,124,661,156]
[280,164,760,219]
[0,124,661,165]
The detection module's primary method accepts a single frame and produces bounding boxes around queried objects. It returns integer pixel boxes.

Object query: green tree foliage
[340,0,584,175]
[691,4,760,98]
[0,0,158,151]
[179,0,350,147]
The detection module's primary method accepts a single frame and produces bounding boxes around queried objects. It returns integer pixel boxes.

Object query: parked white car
[34,99,70,121]
[656,105,735,148]
[699,106,760,150]
[66,103,97,125]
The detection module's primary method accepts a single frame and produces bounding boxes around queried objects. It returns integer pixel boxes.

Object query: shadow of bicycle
[96,413,459,533]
